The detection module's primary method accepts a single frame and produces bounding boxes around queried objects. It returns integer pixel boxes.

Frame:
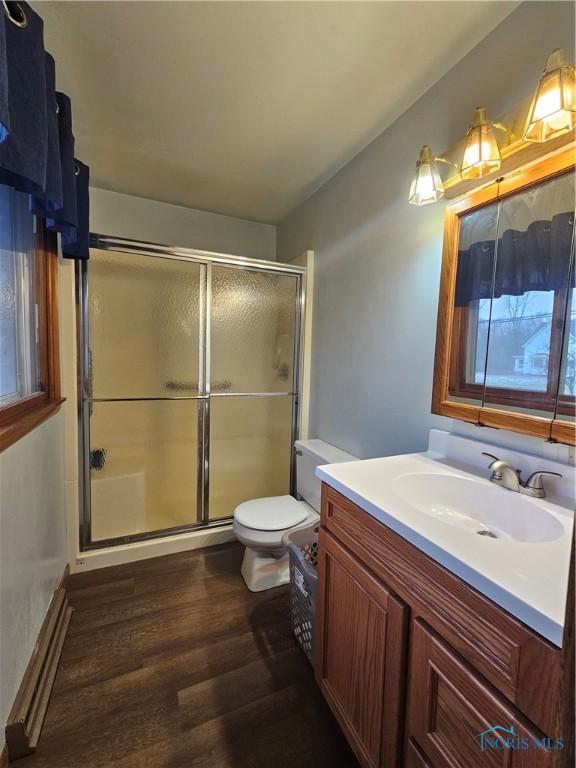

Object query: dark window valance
[31,54,62,215]
[62,159,89,261]
[0,1,89,259]
[47,93,77,236]
[0,1,46,195]
[455,211,575,307]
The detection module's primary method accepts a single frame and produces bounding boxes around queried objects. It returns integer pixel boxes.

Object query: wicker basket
[282,522,319,665]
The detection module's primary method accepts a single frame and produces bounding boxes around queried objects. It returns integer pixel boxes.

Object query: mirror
[433,146,575,444]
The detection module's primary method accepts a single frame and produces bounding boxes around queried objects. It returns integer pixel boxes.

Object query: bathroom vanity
[314,431,574,768]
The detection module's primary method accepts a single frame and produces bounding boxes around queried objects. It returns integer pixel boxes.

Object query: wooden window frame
[0,219,64,452]
[432,144,575,445]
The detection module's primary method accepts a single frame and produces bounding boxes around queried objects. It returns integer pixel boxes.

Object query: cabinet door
[315,529,408,768]
[406,740,433,768]
[407,620,555,768]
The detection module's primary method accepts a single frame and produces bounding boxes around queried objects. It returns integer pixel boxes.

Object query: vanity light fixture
[408,145,450,205]
[524,48,576,142]
[460,107,505,179]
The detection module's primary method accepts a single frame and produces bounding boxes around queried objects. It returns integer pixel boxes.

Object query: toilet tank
[295,439,357,512]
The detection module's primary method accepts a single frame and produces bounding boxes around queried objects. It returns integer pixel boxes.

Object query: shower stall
[77,236,304,550]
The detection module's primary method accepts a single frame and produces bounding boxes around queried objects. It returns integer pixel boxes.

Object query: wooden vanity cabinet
[408,620,555,768]
[315,529,408,768]
[316,484,573,768]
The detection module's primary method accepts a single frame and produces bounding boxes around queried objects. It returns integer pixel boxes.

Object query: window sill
[0,398,65,454]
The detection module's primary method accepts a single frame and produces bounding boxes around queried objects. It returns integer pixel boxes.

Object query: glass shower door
[86,250,204,543]
[208,265,299,520]
[81,245,303,549]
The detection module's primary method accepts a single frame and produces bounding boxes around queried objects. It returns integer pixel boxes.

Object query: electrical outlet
[75,558,87,568]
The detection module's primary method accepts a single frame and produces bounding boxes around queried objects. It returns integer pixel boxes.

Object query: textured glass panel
[0,186,41,405]
[209,396,293,520]
[448,202,498,406]
[90,400,199,541]
[89,250,202,398]
[211,266,298,393]
[559,277,575,399]
[555,261,575,424]
[483,172,574,415]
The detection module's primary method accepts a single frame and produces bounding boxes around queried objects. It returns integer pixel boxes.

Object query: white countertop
[316,431,575,647]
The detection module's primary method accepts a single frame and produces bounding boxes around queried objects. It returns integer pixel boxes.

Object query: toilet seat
[233,496,319,591]
[234,495,309,531]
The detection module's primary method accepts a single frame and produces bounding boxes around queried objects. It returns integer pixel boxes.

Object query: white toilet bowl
[233,495,319,592]
[233,439,357,592]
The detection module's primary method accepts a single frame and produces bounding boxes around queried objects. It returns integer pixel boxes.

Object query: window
[452,287,571,412]
[433,147,575,445]
[0,186,61,451]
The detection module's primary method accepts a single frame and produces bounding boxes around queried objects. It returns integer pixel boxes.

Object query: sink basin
[392,472,564,543]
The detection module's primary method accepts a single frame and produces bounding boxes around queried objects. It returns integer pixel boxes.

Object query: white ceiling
[36,1,518,224]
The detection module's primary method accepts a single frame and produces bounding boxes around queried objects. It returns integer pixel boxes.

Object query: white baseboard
[71,524,236,573]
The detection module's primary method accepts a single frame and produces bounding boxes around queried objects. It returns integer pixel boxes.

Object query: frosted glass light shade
[524,49,576,142]
[409,145,444,205]
[460,108,501,179]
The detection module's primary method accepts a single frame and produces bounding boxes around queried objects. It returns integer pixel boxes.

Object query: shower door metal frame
[77,235,305,551]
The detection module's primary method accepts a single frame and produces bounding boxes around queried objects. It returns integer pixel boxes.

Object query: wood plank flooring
[15,543,357,768]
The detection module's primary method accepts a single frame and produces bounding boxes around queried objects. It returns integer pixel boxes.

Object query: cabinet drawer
[315,529,408,768]
[407,620,556,768]
[321,483,562,735]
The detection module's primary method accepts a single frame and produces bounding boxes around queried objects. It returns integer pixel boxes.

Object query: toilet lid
[235,495,310,531]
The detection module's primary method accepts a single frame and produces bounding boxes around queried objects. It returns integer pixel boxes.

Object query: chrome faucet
[481,452,562,499]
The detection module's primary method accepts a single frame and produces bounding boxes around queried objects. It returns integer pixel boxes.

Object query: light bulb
[524,49,576,142]
[460,108,502,180]
[408,145,445,206]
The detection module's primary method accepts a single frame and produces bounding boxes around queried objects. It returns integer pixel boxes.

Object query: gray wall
[0,413,67,751]
[277,1,575,460]
[90,188,277,261]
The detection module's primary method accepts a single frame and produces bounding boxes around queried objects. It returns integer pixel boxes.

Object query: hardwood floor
[15,543,357,768]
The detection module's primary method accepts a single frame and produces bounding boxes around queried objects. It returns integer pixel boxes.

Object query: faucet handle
[525,470,563,492]
[481,452,503,480]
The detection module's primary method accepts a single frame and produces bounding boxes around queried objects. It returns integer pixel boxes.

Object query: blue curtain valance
[31,55,62,215]
[455,212,575,307]
[0,1,46,195]
[47,93,76,235]
[62,159,89,261]
[0,1,89,259]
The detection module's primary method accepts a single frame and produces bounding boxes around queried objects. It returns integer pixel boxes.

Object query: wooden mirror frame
[432,145,575,446]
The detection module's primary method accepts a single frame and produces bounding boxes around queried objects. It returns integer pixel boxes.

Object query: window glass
[557,265,576,421]
[448,202,498,404]
[560,279,575,397]
[0,186,42,407]
[482,172,574,413]
[448,171,575,417]
[485,174,574,411]
[481,290,555,391]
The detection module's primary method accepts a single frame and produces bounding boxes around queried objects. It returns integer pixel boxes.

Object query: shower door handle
[165,380,198,392]
[165,380,232,392]
[211,380,232,392]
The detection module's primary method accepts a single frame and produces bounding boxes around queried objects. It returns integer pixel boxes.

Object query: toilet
[233,439,356,592]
